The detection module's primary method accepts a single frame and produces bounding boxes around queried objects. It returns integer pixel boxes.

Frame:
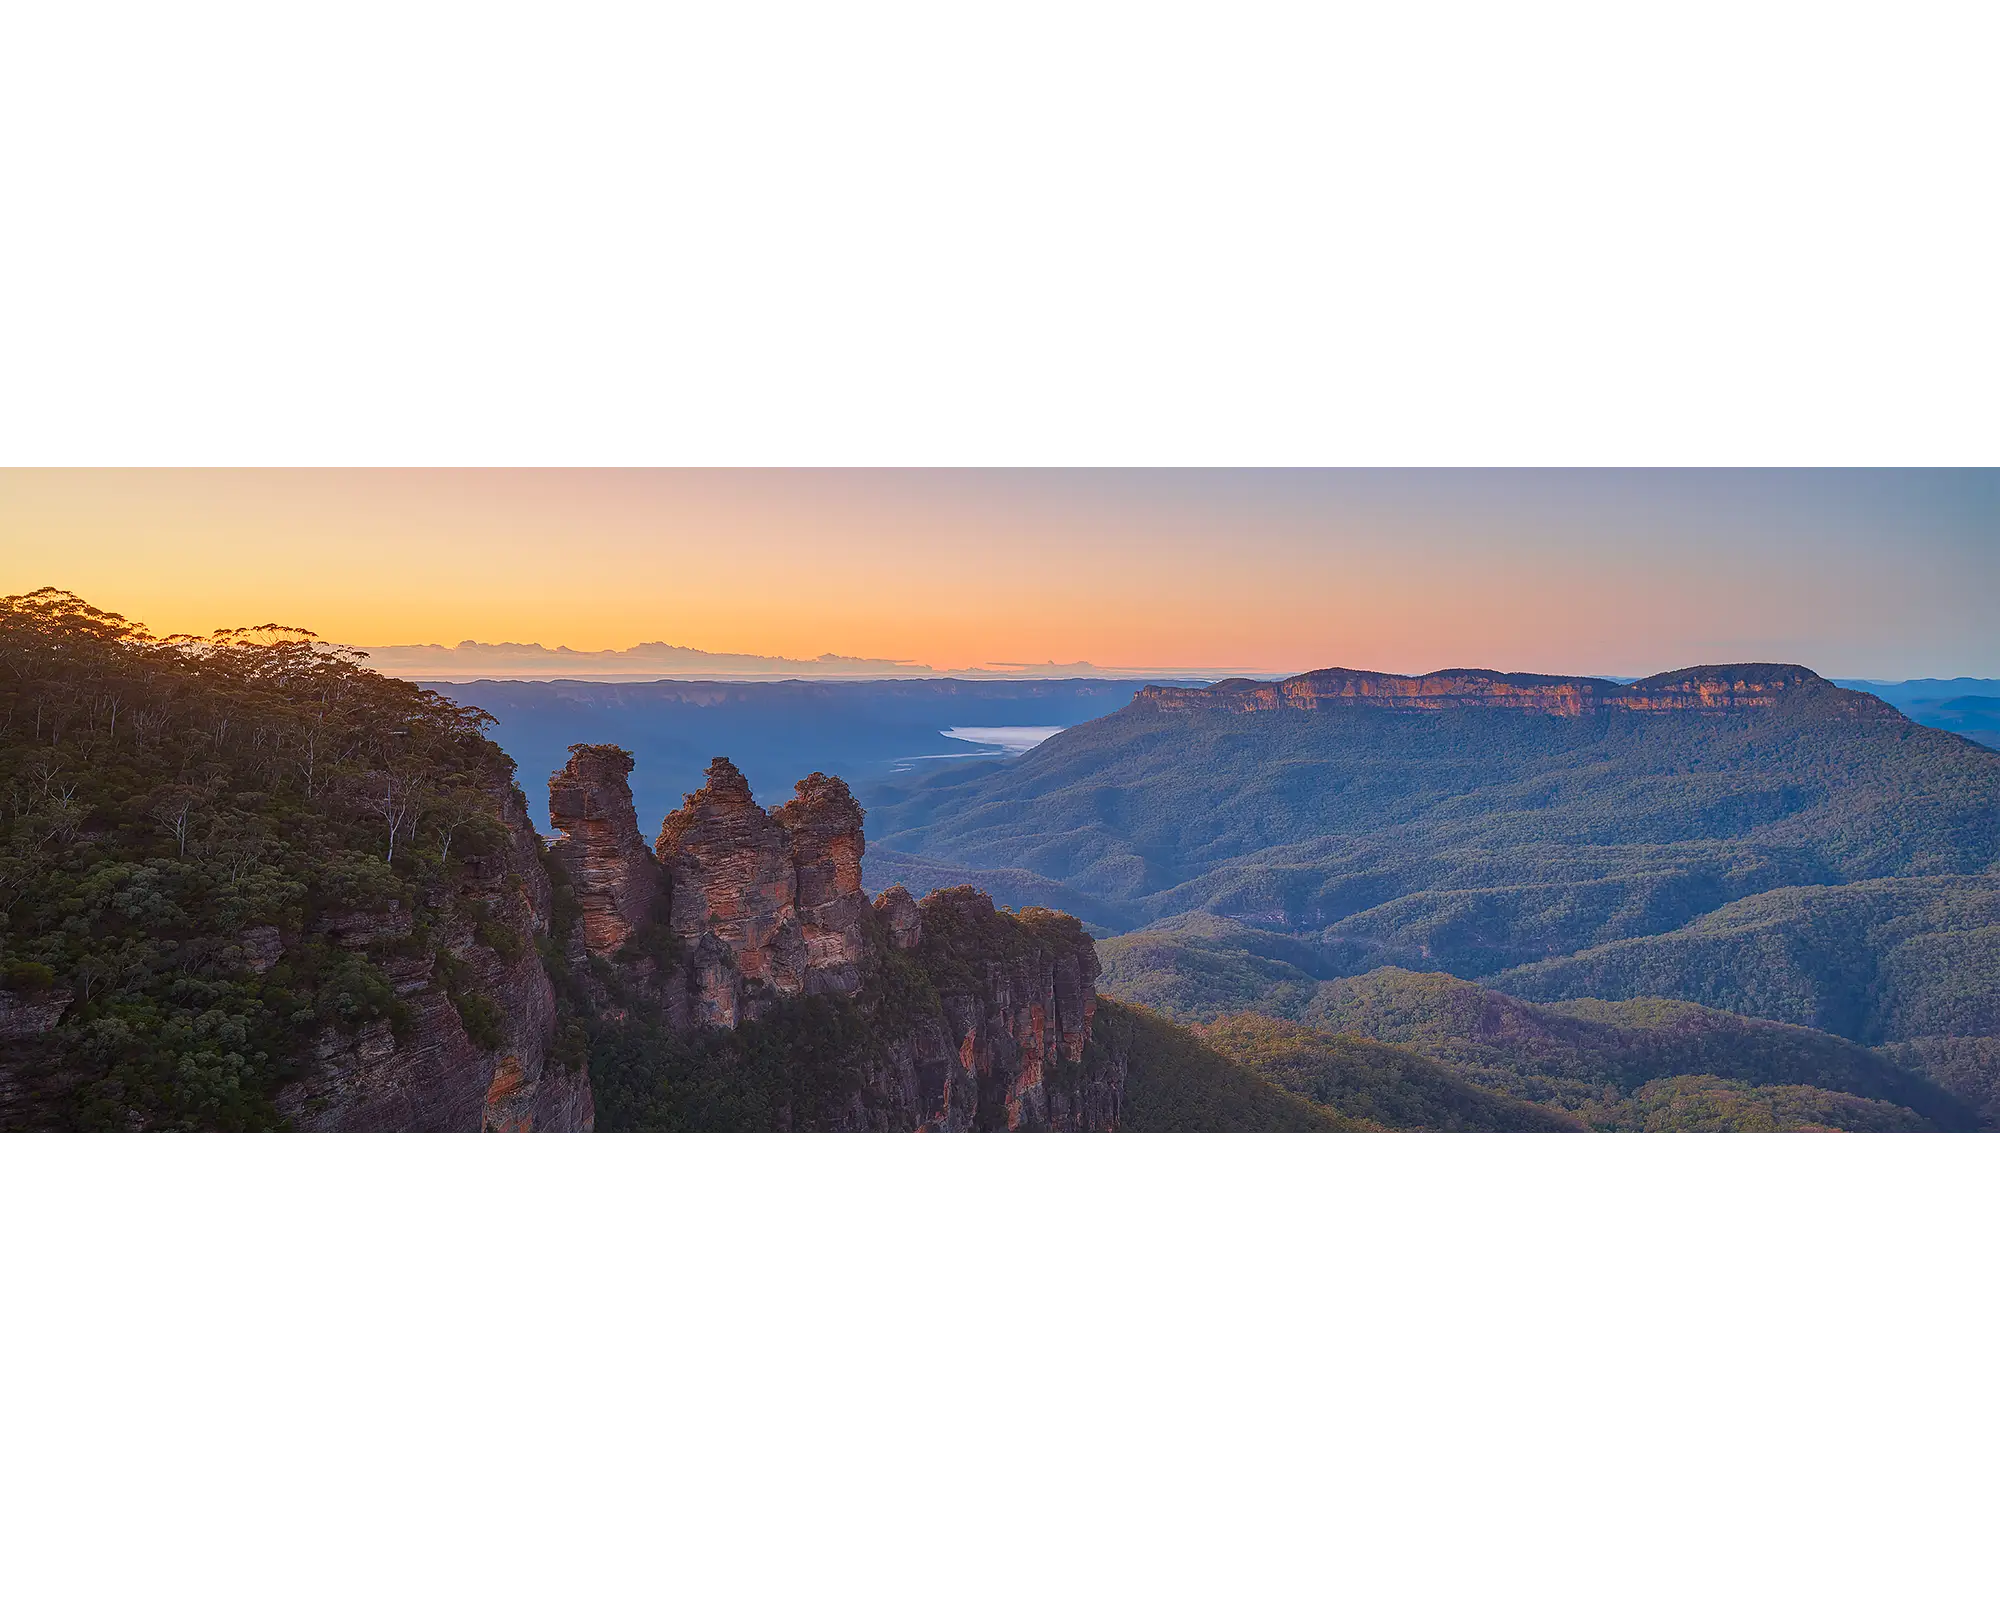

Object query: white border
[2,3,1994,466]
[4,5,1997,1596]
[6,1133,1995,1598]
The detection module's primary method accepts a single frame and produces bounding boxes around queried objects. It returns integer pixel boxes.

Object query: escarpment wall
[276,779,594,1133]
[857,887,1117,1132]
[1137,664,1879,718]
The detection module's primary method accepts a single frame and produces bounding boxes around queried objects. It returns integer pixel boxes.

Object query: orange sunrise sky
[1,469,1993,678]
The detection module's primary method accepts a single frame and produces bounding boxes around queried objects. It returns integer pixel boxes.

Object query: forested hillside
[1094,1000,1365,1131]
[872,665,2000,1064]
[1493,875,2000,1041]
[868,669,2000,942]
[0,589,560,1129]
[1194,1014,1580,1130]
[1096,926,1981,1128]
[1837,678,2000,750]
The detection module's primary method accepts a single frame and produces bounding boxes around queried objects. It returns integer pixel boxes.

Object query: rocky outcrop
[653,758,876,1026]
[767,886,1119,1132]
[772,773,872,996]
[1137,663,1871,718]
[283,986,508,1134]
[656,757,801,1026]
[876,884,922,951]
[236,926,283,974]
[0,984,71,1043]
[275,780,593,1133]
[865,888,1117,1132]
[549,743,665,958]
[545,746,1124,1130]
[468,781,593,1131]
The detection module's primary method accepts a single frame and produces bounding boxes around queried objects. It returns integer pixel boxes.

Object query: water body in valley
[887,725,1065,772]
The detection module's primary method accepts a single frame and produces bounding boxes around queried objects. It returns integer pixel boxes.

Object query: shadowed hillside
[1093,1000,1366,1132]
[1194,1014,1580,1130]
[1095,924,1979,1128]
[1492,875,2000,1042]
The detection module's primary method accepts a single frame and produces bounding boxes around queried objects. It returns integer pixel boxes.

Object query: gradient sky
[2,470,1993,678]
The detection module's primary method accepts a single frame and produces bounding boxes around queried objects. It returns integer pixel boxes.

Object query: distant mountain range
[363,637,1239,682]
[423,677,1203,831]
[371,638,932,678]
[1835,678,2000,749]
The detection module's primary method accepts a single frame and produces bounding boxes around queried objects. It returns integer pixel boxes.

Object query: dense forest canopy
[0,589,526,1128]
[1094,929,1984,1129]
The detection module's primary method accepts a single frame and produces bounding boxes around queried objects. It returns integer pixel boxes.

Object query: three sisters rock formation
[286,745,1124,1133]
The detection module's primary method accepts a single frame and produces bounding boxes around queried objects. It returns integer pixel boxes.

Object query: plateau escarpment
[1135,664,1870,718]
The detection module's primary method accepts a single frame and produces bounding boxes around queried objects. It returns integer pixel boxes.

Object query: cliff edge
[1134,663,1886,718]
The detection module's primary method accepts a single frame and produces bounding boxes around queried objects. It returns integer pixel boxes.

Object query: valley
[422,676,1182,831]
[6,589,1997,1132]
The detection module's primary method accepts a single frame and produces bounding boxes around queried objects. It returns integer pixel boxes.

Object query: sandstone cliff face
[656,757,801,1025]
[771,772,872,997]
[876,884,922,951]
[743,887,1118,1133]
[549,744,665,958]
[654,759,874,1026]
[859,888,1116,1132]
[0,985,71,1043]
[275,781,593,1133]
[1137,663,1867,718]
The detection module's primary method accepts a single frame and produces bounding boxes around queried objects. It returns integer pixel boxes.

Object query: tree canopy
[0,589,525,1128]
